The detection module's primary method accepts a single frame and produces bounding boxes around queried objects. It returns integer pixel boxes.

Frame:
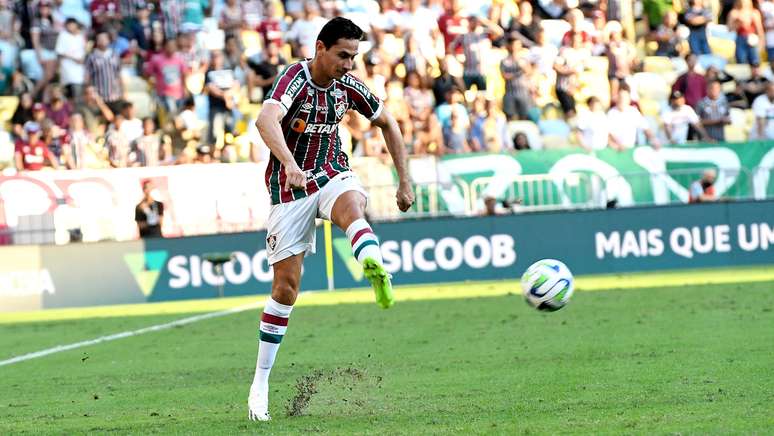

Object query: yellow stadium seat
[0,96,19,124]
[708,37,736,62]
[241,30,263,55]
[541,134,569,149]
[643,56,674,74]
[586,57,609,75]
[724,124,747,142]
[639,99,662,117]
[725,63,752,81]
[126,92,155,119]
[631,72,671,102]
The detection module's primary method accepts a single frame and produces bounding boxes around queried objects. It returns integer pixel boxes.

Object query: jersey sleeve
[263,62,306,116]
[343,74,383,121]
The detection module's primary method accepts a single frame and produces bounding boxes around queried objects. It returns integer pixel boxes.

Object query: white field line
[0,301,263,368]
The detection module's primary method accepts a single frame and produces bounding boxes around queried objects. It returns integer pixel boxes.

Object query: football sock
[252,297,293,387]
[346,218,383,264]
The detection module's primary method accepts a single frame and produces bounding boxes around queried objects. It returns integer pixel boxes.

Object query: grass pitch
[1,273,773,434]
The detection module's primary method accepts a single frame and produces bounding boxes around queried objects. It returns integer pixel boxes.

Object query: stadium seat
[541,19,571,47]
[725,63,752,81]
[639,98,663,117]
[643,56,674,74]
[631,72,671,102]
[538,119,571,136]
[586,57,609,75]
[724,124,747,142]
[508,120,543,150]
[0,96,19,125]
[698,54,727,72]
[123,75,149,93]
[729,107,747,127]
[541,134,569,149]
[125,92,155,119]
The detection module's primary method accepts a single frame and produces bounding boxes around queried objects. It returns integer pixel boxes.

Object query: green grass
[1,280,773,434]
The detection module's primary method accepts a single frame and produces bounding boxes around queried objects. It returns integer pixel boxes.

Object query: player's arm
[371,109,414,212]
[255,103,306,190]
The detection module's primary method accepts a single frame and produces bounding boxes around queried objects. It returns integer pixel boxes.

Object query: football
[521,259,575,311]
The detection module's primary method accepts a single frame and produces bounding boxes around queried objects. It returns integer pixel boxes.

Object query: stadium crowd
[2,0,774,172]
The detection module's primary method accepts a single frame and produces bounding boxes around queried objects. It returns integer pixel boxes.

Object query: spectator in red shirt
[438,0,468,53]
[671,53,707,108]
[15,122,59,171]
[144,38,189,117]
[90,0,120,33]
[561,9,592,48]
[257,1,283,48]
[45,86,73,130]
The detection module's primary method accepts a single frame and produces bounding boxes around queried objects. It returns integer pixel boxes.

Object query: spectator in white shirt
[752,81,774,139]
[607,88,661,150]
[662,90,711,144]
[286,2,328,58]
[575,96,609,151]
[56,18,86,100]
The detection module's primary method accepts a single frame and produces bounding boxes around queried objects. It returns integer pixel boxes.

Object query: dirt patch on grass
[286,366,378,417]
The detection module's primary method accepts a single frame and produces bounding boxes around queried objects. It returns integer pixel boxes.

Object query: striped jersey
[263,60,383,205]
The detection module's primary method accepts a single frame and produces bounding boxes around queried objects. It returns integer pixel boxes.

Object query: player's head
[314,17,365,80]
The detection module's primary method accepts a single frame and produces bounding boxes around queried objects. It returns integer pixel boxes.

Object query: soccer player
[247,18,414,421]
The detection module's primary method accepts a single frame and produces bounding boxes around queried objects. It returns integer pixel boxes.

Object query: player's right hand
[284,164,307,191]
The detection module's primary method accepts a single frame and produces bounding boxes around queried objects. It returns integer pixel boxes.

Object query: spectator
[753,81,774,139]
[135,180,164,238]
[15,121,59,171]
[45,87,73,130]
[442,107,470,153]
[685,0,713,55]
[224,35,247,85]
[124,3,157,54]
[205,50,239,147]
[606,20,637,102]
[119,102,144,144]
[403,71,441,155]
[400,0,443,62]
[180,0,208,33]
[643,0,680,31]
[739,63,769,104]
[63,113,103,169]
[55,18,87,100]
[135,117,162,166]
[85,30,124,114]
[431,56,464,108]
[90,0,120,33]
[401,36,431,81]
[561,9,591,49]
[662,90,711,144]
[257,0,284,48]
[435,86,468,130]
[762,0,774,69]
[728,0,764,65]
[144,38,188,117]
[649,10,686,57]
[507,0,540,46]
[40,118,69,166]
[688,169,717,202]
[247,40,286,102]
[501,36,536,121]
[554,31,589,118]
[438,0,467,53]
[286,1,327,59]
[106,114,133,167]
[672,54,707,108]
[513,131,530,150]
[449,14,503,91]
[696,80,731,142]
[77,85,115,134]
[607,88,661,150]
[575,96,610,151]
[220,0,245,38]
[11,93,34,138]
[29,1,62,97]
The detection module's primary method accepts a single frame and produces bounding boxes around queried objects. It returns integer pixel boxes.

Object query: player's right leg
[248,195,317,421]
[248,254,302,422]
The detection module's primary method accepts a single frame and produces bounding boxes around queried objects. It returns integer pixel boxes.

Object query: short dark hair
[316,17,365,49]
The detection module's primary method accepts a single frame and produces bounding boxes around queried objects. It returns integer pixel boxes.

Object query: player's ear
[315,40,325,56]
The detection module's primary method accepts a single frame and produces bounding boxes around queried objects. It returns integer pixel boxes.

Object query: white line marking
[0,301,263,368]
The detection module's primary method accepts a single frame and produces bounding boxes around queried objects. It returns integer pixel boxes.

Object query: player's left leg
[318,173,393,308]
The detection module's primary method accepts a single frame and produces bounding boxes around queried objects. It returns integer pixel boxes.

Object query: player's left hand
[396,182,414,212]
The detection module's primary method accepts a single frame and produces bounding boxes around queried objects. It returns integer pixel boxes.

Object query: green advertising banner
[2,201,771,312]
[398,142,774,213]
[329,200,774,289]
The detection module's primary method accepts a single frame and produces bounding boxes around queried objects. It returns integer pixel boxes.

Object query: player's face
[318,38,359,80]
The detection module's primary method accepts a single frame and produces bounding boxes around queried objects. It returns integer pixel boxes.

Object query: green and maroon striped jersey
[263,60,383,205]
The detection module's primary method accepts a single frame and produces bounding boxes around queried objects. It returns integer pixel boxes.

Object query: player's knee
[271,278,298,305]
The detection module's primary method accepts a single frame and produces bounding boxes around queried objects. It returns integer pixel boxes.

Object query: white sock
[252,297,293,388]
[346,218,382,264]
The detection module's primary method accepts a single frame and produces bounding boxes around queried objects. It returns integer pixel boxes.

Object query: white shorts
[265,171,367,265]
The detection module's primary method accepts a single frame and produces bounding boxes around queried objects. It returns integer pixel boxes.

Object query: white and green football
[521,259,575,311]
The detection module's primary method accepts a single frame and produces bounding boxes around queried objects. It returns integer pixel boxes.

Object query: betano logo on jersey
[290,118,337,134]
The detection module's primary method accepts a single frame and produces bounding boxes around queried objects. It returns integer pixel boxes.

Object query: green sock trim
[259,331,283,344]
[354,239,379,261]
